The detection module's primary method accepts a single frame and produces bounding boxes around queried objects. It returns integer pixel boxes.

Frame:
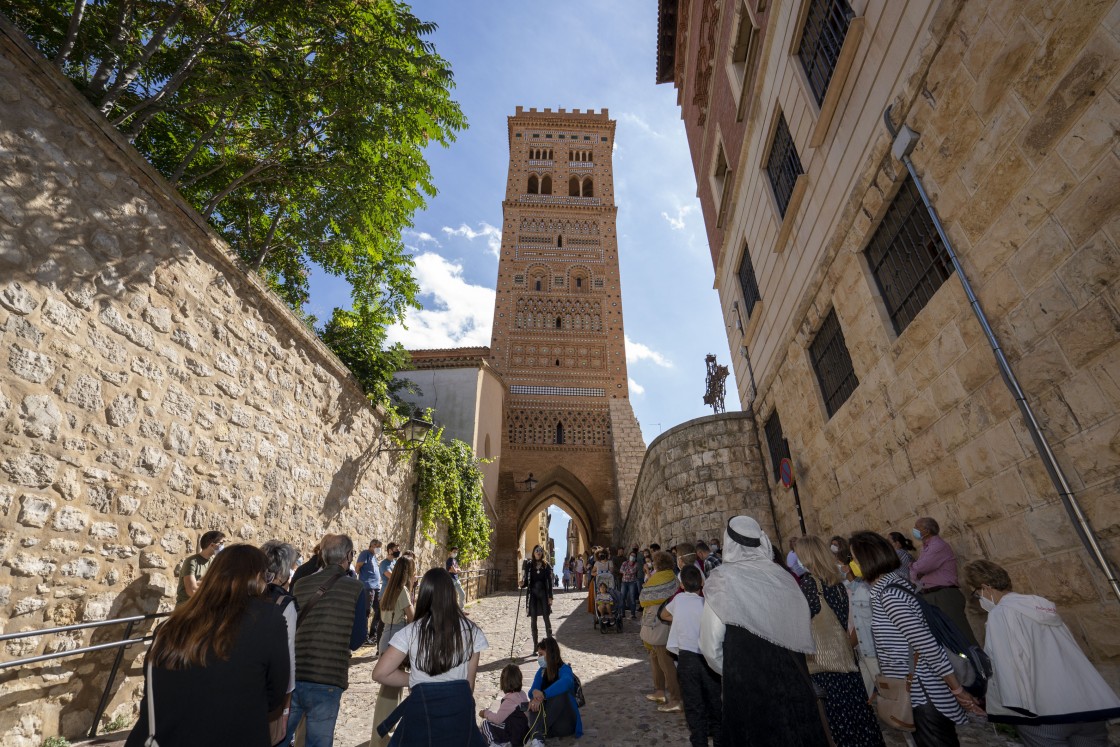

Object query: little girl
[479,664,529,746]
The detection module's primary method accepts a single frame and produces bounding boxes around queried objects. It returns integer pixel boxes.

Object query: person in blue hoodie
[526,637,582,743]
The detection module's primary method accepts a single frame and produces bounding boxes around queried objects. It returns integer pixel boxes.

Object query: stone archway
[494,465,603,589]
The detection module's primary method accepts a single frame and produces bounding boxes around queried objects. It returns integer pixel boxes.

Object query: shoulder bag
[639,604,671,647]
[871,650,917,732]
[143,658,160,747]
[805,578,859,675]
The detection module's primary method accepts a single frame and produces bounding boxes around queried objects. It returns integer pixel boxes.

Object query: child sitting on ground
[661,565,722,741]
[479,664,529,747]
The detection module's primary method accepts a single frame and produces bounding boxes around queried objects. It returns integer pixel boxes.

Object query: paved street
[78,588,1050,747]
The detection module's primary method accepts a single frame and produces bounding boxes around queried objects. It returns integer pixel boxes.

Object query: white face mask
[711,544,719,552]
[830,544,839,554]
[537,655,547,669]
[978,591,997,612]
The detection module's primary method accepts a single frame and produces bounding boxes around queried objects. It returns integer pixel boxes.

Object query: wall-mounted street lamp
[377,415,434,455]
[516,473,538,492]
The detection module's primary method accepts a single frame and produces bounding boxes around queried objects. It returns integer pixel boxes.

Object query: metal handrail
[0,610,168,738]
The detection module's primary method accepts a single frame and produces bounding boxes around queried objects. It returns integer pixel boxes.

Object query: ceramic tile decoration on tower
[489,107,646,587]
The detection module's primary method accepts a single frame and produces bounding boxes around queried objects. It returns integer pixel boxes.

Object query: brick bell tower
[489,107,645,586]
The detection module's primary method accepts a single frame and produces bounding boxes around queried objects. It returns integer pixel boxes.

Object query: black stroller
[593,584,624,633]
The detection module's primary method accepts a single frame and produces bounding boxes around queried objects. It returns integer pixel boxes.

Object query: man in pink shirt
[910,516,978,646]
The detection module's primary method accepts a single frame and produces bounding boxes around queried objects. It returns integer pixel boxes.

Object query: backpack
[885,583,991,697]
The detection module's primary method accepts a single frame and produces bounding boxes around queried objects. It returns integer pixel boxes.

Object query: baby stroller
[593,583,624,633]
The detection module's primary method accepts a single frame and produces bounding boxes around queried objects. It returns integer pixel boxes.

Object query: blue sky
[308,1,742,550]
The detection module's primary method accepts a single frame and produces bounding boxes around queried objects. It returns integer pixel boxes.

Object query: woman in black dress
[522,545,554,654]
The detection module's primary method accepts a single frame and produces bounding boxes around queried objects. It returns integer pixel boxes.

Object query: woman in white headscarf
[700,515,830,747]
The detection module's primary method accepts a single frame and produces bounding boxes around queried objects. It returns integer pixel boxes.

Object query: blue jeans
[285,681,343,747]
[621,581,639,615]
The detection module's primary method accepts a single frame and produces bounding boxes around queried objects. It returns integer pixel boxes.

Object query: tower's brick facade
[489,107,643,584]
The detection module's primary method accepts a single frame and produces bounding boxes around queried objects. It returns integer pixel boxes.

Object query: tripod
[509,558,530,661]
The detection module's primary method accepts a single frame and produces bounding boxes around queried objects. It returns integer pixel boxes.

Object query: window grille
[865,177,954,334]
[737,245,761,318]
[765,113,803,218]
[510,385,606,397]
[763,411,791,482]
[809,309,859,417]
[797,0,855,106]
[593,278,604,288]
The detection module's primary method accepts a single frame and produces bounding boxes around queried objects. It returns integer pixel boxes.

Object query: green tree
[2,0,464,401]
[414,431,492,563]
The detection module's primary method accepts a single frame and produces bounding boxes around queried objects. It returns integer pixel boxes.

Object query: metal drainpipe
[883,106,1120,604]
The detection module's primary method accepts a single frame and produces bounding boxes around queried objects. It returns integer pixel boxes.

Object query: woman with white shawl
[700,515,830,746]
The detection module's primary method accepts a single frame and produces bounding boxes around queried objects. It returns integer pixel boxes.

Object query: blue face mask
[911,528,923,541]
[537,655,547,669]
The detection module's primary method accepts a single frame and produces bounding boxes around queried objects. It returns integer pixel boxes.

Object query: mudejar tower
[489,107,644,585]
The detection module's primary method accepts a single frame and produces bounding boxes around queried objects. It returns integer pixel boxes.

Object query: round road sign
[779,458,794,488]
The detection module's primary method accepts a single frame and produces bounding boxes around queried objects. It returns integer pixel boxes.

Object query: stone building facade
[659,0,1120,681]
[0,21,439,743]
[488,107,646,587]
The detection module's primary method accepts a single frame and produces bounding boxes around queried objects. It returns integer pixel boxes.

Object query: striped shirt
[870,572,966,723]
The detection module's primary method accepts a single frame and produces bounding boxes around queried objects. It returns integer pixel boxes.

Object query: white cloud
[619,112,664,139]
[661,204,697,230]
[406,230,440,245]
[386,252,495,349]
[628,377,645,396]
[441,222,502,258]
[625,334,673,368]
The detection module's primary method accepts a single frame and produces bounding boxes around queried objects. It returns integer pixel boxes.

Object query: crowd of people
[134,513,1119,747]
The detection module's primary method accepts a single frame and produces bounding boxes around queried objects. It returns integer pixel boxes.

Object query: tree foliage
[414,429,492,564]
[3,0,465,401]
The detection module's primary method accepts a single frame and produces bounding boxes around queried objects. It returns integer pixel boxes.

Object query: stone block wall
[608,397,646,521]
[739,0,1120,683]
[0,21,440,743]
[619,411,774,551]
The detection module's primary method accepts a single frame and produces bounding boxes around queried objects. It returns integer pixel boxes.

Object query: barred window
[765,113,803,218]
[763,410,791,482]
[809,309,859,418]
[865,177,954,334]
[737,244,761,318]
[510,385,606,397]
[797,0,855,106]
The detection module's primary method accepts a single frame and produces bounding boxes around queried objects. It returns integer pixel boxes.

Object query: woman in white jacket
[964,559,1120,746]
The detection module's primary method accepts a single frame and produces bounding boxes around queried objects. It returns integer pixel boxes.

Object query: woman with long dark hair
[371,556,416,747]
[526,637,583,740]
[522,545,554,653]
[126,545,290,747]
[372,568,489,746]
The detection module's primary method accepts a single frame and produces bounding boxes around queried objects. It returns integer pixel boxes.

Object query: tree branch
[99,4,188,112]
[251,205,287,270]
[54,0,87,69]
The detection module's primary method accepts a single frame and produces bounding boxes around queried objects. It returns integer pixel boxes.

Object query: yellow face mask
[850,559,863,578]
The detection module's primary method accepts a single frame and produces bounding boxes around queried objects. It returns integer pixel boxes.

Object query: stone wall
[702,0,1120,683]
[0,20,440,744]
[619,411,774,551]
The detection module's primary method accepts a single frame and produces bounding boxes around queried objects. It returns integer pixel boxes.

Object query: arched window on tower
[541,175,553,195]
[535,279,542,291]
[556,422,564,444]
[569,176,580,197]
[555,316,562,329]
[557,235,563,248]
[528,175,539,194]
[582,177,594,197]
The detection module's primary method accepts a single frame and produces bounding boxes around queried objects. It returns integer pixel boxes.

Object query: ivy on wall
[413,427,492,563]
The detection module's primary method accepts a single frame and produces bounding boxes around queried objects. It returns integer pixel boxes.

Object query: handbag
[639,604,670,647]
[572,673,586,707]
[871,650,916,732]
[806,578,858,675]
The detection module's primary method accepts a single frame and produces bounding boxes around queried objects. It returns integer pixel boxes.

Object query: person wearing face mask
[521,545,554,653]
[526,637,583,743]
[709,538,722,560]
[356,539,384,647]
[446,547,466,609]
[964,560,1120,747]
[696,541,721,577]
[619,550,641,619]
[908,517,979,647]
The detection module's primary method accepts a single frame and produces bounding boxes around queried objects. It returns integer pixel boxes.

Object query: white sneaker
[528,740,545,747]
